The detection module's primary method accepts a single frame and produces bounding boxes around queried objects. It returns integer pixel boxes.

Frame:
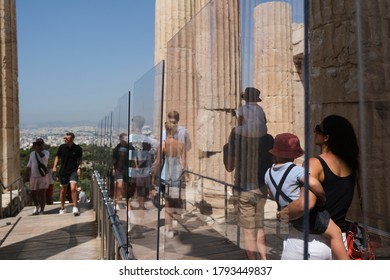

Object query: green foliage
[20,148,32,178]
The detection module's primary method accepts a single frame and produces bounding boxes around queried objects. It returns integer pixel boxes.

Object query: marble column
[0,0,19,188]
[154,0,196,66]
[160,0,241,182]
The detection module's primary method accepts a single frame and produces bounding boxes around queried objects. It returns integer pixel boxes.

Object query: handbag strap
[268,164,295,211]
[34,151,42,165]
[356,177,364,213]
[34,151,47,169]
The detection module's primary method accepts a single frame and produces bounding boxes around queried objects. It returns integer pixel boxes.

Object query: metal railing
[92,171,136,260]
[0,176,28,219]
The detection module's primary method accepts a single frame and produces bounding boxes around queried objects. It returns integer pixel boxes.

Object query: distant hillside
[20,120,97,129]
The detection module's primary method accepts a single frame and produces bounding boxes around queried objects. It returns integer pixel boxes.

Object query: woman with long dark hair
[279,115,359,259]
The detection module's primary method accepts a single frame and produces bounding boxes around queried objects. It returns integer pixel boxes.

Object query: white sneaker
[32,206,39,215]
[59,208,66,214]
[72,207,80,215]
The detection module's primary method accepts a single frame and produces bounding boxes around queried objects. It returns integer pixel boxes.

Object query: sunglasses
[314,124,326,134]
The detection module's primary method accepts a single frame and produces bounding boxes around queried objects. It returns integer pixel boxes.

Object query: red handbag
[346,222,380,260]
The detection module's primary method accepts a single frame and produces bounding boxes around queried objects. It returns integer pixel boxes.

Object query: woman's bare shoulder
[308,156,324,179]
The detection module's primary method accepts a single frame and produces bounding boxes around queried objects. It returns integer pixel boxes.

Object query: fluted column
[0,0,19,188]
[253,2,293,136]
[292,23,305,147]
[194,0,241,181]
[164,0,241,181]
[154,0,195,65]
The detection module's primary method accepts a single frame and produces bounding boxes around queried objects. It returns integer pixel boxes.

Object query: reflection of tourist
[112,133,128,209]
[128,116,154,212]
[224,87,272,260]
[162,110,191,151]
[237,87,267,137]
[153,119,186,238]
[142,125,159,164]
[162,110,191,186]
[279,115,359,259]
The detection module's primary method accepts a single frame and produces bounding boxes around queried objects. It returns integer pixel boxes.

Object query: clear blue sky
[16,0,156,125]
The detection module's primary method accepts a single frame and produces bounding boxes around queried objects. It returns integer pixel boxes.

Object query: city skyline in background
[17,0,155,126]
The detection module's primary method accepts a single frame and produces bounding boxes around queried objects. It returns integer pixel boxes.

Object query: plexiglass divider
[127,61,164,259]
[162,0,306,260]
[91,61,164,259]
[91,0,389,260]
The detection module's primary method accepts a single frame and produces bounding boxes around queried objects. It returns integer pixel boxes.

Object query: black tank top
[316,156,356,232]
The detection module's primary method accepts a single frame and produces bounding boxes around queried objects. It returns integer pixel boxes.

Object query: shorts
[127,176,151,198]
[115,169,128,182]
[59,171,78,186]
[237,188,267,229]
[29,176,49,191]
[311,209,331,234]
[292,207,331,234]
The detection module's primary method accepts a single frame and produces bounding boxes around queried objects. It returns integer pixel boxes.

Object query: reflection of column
[253,2,293,136]
[310,0,390,232]
[154,0,196,136]
[292,23,304,148]
[195,0,241,182]
[165,0,241,182]
[0,0,19,186]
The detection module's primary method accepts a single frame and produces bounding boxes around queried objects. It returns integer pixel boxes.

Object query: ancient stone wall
[0,0,19,187]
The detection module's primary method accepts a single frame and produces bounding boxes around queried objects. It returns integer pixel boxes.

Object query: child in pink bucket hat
[264,133,350,259]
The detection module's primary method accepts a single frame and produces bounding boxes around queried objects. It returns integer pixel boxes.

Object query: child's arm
[304,175,326,206]
[278,176,319,222]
